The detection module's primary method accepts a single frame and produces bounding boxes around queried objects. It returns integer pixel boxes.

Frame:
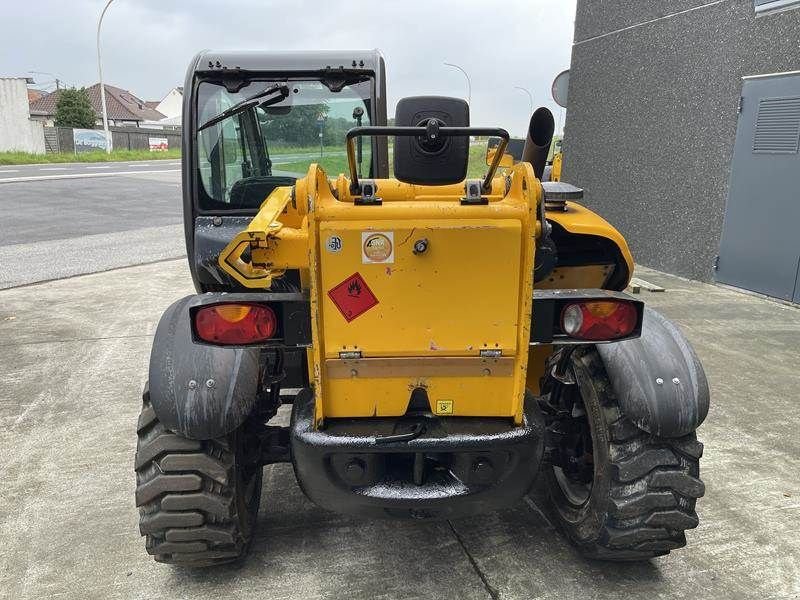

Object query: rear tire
[544,348,705,561]
[134,385,262,566]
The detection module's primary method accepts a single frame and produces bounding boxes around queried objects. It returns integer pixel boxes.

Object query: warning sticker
[327,272,379,322]
[436,400,454,415]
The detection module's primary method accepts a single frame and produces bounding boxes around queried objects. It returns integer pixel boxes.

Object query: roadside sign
[552,70,570,108]
[148,137,169,152]
[73,128,111,153]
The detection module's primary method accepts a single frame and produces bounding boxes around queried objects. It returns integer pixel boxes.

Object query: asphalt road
[0,156,321,288]
[0,152,340,184]
[0,262,797,599]
[0,167,184,288]
[0,160,181,183]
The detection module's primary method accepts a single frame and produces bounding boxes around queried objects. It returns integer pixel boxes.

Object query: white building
[0,77,45,153]
[154,87,183,120]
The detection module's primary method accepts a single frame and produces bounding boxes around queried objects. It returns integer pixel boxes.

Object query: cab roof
[191,49,384,76]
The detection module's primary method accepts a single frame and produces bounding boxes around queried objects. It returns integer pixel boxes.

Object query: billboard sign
[149,137,169,152]
[73,128,111,153]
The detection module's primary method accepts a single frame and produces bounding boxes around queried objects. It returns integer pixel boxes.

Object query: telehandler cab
[135,50,709,566]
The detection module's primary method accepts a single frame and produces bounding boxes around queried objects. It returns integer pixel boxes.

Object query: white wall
[155,88,182,119]
[0,78,45,153]
[27,120,45,154]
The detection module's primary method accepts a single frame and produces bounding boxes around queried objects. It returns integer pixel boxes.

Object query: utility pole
[97,0,116,153]
[28,71,62,91]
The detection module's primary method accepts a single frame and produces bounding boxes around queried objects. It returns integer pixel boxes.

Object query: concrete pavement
[0,260,797,599]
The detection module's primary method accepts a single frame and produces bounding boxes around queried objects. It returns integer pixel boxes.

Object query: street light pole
[514,86,534,115]
[97,0,116,154]
[444,62,471,108]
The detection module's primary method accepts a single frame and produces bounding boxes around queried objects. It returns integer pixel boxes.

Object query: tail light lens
[560,300,638,341]
[194,303,277,345]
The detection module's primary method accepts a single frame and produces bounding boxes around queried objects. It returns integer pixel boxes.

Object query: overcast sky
[3,0,576,134]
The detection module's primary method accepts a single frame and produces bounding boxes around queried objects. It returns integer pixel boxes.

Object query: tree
[261,103,329,147]
[54,88,97,129]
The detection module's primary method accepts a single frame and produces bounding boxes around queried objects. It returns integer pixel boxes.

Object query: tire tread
[548,348,704,561]
[134,388,260,566]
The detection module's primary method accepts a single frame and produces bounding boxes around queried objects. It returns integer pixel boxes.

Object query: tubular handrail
[345,125,510,194]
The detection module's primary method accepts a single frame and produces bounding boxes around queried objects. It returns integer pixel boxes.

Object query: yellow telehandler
[135,50,708,566]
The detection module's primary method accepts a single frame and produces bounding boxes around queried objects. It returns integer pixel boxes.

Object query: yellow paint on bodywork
[219,163,539,424]
[551,152,563,182]
[537,264,614,290]
[318,218,522,357]
[218,163,631,426]
[547,202,634,287]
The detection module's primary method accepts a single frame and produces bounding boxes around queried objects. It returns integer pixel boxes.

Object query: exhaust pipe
[521,107,555,180]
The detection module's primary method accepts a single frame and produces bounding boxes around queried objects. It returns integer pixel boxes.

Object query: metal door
[716,71,800,303]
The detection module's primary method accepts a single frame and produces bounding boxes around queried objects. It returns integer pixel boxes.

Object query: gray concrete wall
[563,0,800,281]
[0,78,45,154]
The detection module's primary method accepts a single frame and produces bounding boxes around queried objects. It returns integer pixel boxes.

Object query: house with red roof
[29,83,164,127]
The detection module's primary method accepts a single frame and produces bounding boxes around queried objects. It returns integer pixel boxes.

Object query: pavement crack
[447,520,500,600]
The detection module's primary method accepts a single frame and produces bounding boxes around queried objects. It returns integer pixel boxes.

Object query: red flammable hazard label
[327,272,379,322]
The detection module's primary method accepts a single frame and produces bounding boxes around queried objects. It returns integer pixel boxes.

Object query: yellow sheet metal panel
[324,374,517,418]
[217,163,542,424]
[547,202,634,285]
[537,264,614,289]
[326,357,515,379]
[318,219,522,358]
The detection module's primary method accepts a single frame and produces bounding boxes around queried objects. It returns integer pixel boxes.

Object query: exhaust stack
[521,107,555,180]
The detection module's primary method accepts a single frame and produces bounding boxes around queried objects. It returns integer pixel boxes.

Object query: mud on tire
[544,347,705,561]
[134,385,262,566]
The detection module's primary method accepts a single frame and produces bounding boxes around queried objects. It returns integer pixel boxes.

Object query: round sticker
[363,233,393,262]
[326,235,343,253]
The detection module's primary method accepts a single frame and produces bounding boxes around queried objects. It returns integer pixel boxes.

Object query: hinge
[737,96,744,114]
[713,255,720,271]
[479,349,502,358]
[339,350,362,360]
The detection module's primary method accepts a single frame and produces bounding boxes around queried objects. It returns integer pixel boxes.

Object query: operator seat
[228,175,296,210]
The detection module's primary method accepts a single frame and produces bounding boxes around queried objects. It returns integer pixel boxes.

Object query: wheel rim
[235,431,263,537]
[548,352,596,509]
[553,466,592,506]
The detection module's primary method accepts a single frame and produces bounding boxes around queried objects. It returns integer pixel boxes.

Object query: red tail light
[194,303,277,345]
[560,300,638,341]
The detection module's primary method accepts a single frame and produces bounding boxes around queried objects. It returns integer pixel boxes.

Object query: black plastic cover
[597,307,710,438]
[393,96,469,185]
[148,293,309,440]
